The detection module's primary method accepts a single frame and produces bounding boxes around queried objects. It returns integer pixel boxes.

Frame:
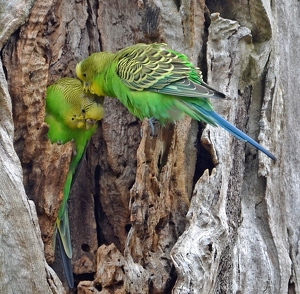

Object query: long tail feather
[192,104,276,160]
[56,204,72,259]
[56,204,74,288]
[57,229,74,288]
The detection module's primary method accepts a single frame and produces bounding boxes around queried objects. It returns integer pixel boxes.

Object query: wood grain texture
[1,0,294,293]
[0,0,64,292]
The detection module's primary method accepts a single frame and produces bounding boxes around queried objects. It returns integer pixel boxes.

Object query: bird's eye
[71,118,75,120]
[82,109,86,113]
[83,73,86,77]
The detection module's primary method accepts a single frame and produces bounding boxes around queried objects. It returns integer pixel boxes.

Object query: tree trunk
[0,0,296,293]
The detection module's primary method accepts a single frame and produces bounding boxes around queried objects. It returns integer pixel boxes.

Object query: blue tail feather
[192,104,276,160]
[57,230,74,288]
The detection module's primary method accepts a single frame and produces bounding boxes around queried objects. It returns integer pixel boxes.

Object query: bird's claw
[140,117,158,138]
[70,138,77,156]
[148,117,157,137]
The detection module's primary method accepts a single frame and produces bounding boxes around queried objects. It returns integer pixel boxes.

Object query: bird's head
[76,60,97,95]
[76,61,90,92]
[76,52,115,96]
[68,114,86,129]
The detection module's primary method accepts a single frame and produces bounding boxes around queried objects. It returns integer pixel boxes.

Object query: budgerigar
[45,77,104,287]
[76,43,276,160]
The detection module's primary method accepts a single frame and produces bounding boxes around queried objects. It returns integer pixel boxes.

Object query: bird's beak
[77,121,85,129]
[82,82,89,93]
[85,118,97,129]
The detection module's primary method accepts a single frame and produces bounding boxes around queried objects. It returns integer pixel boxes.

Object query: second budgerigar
[45,77,104,288]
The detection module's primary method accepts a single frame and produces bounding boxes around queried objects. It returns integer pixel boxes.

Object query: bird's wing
[115,43,226,99]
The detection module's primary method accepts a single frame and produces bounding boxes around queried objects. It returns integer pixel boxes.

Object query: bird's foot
[148,117,157,137]
[70,138,77,156]
[140,117,158,138]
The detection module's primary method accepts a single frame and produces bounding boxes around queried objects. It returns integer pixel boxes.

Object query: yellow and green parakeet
[76,43,276,160]
[45,77,104,287]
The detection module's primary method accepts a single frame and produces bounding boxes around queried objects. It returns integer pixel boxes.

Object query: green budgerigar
[45,77,104,288]
[76,43,276,160]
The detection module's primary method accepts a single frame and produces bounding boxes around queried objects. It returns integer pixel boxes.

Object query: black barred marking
[114,43,226,99]
[116,43,191,91]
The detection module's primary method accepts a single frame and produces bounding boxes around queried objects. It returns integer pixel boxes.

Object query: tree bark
[0,0,297,293]
[0,0,65,293]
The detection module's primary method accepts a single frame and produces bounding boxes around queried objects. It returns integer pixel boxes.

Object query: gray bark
[172,6,287,293]
[0,0,64,293]
[0,0,298,293]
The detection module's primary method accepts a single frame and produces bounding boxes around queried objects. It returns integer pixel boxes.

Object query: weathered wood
[2,0,74,264]
[0,0,64,291]
[1,0,298,293]
[172,3,286,292]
